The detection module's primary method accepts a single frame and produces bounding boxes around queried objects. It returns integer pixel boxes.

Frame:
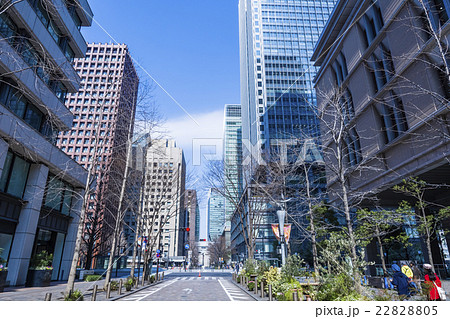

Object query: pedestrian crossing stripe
[176,277,218,280]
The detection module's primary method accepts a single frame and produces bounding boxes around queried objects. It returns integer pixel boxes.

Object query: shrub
[64,289,84,301]
[29,251,53,270]
[316,273,365,301]
[84,275,102,282]
[274,280,303,301]
[281,255,304,282]
[126,276,136,286]
[150,275,155,283]
[248,281,255,291]
[243,259,257,275]
[256,260,270,283]
[236,276,240,283]
[110,280,119,291]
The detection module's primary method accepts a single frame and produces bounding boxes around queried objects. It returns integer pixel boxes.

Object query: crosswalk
[175,276,219,281]
[218,279,256,301]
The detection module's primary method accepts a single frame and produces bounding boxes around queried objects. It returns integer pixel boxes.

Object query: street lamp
[277,210,286,266]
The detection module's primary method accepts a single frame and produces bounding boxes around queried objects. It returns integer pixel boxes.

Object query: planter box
[25,269,52,287]
[0,271,7,292]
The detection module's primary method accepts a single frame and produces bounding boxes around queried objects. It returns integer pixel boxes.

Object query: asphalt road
[117,272,256,301]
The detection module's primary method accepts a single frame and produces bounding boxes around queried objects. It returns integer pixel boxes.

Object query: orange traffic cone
[198,270,201,277]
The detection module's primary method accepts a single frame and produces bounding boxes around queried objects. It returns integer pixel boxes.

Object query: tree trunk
[375,226,387,276]
[304,163,319,276]
[130,155,147,278]
[104,103,136,288]
[65,172,92,295]
[339,157,361,294]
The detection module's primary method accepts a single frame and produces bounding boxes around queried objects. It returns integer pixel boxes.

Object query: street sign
[185,244,190,250]
[156,249,161,253]
[156,253,160,258]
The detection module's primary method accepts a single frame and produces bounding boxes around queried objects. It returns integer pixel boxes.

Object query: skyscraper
[223,104,243,245]
[207,188,225,241]
[0,0,92,286]
[57,43,139,268]
[237,0,337,260]
[239,0,336,163]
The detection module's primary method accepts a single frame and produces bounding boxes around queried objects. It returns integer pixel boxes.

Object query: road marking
[218,279,233,301]
[218,279,256,301]
[183,288,192,295]
[127,280,177,301]
[176,277,218,281]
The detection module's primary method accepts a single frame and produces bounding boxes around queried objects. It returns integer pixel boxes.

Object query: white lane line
[218,279,233,301]
[134,280,177,301]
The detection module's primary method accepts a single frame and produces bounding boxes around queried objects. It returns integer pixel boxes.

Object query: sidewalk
[0,271,170,301]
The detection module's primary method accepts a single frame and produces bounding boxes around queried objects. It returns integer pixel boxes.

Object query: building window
[366,40,395,94]
[0,151,31,199]
[377,91,409,144]
[0,79,56,143]
[345,128,362,166]
[358,0,384,48]
[43,174,74,215]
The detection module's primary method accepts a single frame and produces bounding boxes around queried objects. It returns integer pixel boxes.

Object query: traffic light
[180,227,190,231]
[186,227,190,232]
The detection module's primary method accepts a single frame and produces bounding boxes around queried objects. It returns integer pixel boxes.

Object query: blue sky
[83,0,240,116]
[82,0,241,238]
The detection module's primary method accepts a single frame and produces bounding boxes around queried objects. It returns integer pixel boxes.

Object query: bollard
[106,282,111,299]
[91,285,98,301]
[293,290,299,301]
[254,279,258,294]
[44,293,52,301]
[118,279,123,295]
[261,281,265,298]
[269,284,273,301]
[162,272,164,280]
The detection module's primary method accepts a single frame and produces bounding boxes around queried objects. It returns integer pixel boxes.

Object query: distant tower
[184,190,200,243]
[223,104,243,245]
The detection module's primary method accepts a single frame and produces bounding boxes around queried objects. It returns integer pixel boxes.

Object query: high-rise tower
[223,104,243,245]
[238,0,337,259]
[239,0,336,164]
[57,43,139,268]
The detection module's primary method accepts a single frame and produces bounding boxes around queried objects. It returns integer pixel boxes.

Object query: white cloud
[163,108,224,167]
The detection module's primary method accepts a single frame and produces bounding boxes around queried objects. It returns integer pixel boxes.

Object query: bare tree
[208,236,230,267]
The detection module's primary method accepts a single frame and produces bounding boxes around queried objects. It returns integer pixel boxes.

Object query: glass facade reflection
[238,0,337,259]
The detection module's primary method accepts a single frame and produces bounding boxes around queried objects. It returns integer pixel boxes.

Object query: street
[117,271,255,301]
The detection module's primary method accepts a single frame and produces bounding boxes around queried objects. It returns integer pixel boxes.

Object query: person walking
[391,264,410,300]
[423,264,443,301]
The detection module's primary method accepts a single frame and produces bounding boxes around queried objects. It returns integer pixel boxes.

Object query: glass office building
[207,188,226,241]
[223,104,243,245]
[238,0,337,258]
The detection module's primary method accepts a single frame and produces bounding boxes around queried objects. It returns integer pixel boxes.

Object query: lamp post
[277,210,286,266]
